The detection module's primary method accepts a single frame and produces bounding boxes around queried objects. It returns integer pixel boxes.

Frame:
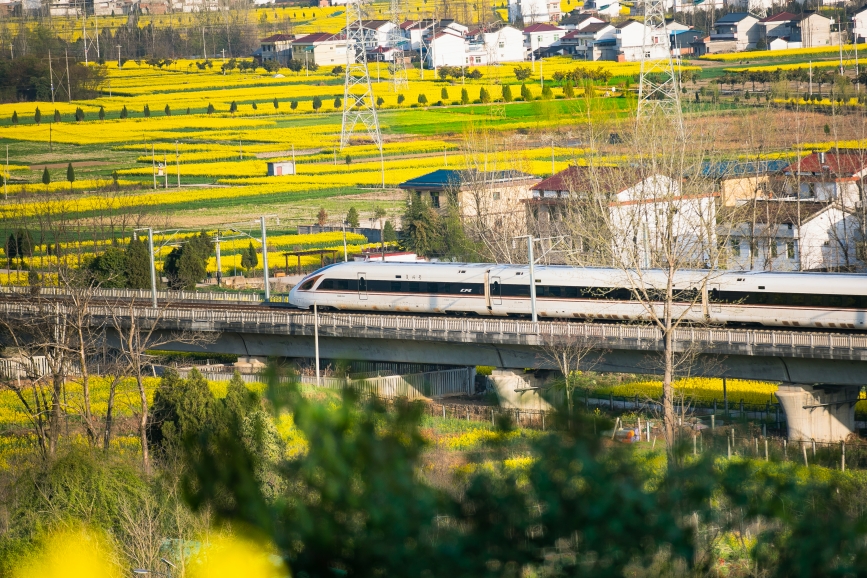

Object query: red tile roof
[782,152,867,176]
[531,166,604,192]
[759,11,796,22]
[523,23,564,33]
[293,32,340,43]
[261,33,294,42]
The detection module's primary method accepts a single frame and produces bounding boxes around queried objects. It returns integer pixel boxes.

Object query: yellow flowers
[592,377,780,406]
[702,44,861,61]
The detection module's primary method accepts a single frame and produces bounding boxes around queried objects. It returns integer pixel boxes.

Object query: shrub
[312,96,322,111]
[376,96,384,106]
[397,94,405,104]
[10,111,17,125]
[274,97,280,109]
[502,85,513,102]
[98,106,105,120]
[418,94,428,105]
[441,87,449,100]
[334,97,342,108]
[461,88,469,104]
[164,104,171,116]
[207,103,215,114]
[143,104,150,117]
[480,87,491,103]
[120,106,128,119]
[34,107,41,125]
[290,100,298,110]
[514,65,532,80]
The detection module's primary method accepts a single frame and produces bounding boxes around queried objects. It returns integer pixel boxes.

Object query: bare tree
[557,101,736,452]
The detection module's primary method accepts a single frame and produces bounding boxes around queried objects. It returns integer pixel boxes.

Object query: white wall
[524,28,565,51]
[800,207,863,271]
[509,0,549,25]
[616,22,669,61]
[855,10,867,42]
[428,33,468,67]
[483,26,526,62]
[608,175,716,267]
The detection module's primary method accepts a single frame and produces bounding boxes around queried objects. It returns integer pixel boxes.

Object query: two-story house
[560,23,616,59]
[399,169,538,224]
[790,11,836,48]
[724,201,863,272]
[509,0,559,25]
[291,33,355,67]
[778,151,866,207]
[757,12,799,49]
[711,12,760,50]
[258,34,294,65]
[343,20,397,49]
[523,23,566,56]
[466,25,526,63]
[614,19,668,61]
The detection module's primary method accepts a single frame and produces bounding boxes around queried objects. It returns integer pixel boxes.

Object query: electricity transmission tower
[340,0,383,150]
[387,0,409,91]
[636,0,682,129]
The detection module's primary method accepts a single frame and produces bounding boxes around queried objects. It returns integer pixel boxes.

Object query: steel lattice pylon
[636,0,682,129]
[340,0,383,150]
[387,0,409,91]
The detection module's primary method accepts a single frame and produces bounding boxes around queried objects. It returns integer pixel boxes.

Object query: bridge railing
[3,300,867,354]
[0,285,265,303]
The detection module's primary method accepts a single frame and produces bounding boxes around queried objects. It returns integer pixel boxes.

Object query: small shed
[267,161,296,176]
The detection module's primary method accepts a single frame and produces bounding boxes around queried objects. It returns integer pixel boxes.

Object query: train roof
[310,262,867,295]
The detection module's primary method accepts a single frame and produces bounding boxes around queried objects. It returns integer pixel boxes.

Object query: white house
[609,174,716,266]
[855,5,867,43]
[292,33,356,67]
[726,201,863,272]
[614,19,669,61]
[258,33,294,64]
[523,23,566,54]
[427,31,469,67]
[560,23,616,59]
[343,20,396,49]
[474,25,526,63]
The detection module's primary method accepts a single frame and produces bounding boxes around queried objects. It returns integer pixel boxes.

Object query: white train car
[287,261,867,330]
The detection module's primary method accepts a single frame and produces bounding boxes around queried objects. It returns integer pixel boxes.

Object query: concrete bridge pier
[775,384,860,442]
[488,369,563,411]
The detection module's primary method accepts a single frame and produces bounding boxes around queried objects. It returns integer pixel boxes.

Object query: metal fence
[0,285,266,303]
[0,356,49,379]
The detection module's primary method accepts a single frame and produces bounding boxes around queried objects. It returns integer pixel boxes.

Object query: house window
[787,241,796,259]
[730,239,741,257]
[770,242,778,258]
[492,191,501,200]
[499,42,504,47]
[431,193,440,208]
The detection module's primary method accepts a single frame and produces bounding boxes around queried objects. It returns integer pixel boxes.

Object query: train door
[357,273,368,301]
[710,284,721,313]
[491,276,502,306]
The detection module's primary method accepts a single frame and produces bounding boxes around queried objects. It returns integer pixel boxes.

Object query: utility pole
[117,44,121,68]
[4,145,7,201]
[261,216,271,302]
[152,145,157,190]
[95,11,100,59]
[163,153,168,188]
[48,50,55,104]
[175,140,180,188]
[340,0,383,151]
[82,7,88,65]
[65,50,71,103]
[147,228,158,308]
[202,27,207,59]
[215,231,222,286]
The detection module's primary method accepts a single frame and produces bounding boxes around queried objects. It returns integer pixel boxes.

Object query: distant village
[253,5,867,69]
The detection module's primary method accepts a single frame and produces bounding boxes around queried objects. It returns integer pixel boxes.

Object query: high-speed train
[287,261,867,330]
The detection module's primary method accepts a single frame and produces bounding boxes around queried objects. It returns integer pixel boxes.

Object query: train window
[337,280,349,291]
[409,282,420,292]
[391,282,401,292]
[769,293,786,305]
[318,279,335,290]
[564,287,578,298]
[491,281,500,295]
[842,295,857,308]
[358,277,367,292]
[806,294,823,307]
[299,276,319,291]
[427,282,439,293]
[790,294,805,306]
[827,295,842,307]
[548,286,561,297]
